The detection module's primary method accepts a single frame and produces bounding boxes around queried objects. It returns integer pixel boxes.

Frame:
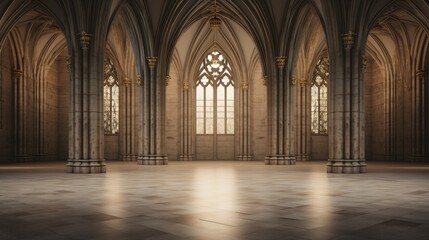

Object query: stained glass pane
[196,51,234,135]
[311,57,329,134]
[103,59,119,134]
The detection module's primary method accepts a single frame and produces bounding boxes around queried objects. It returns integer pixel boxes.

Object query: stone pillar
[179,80,193,160]
[13,69,29,162]
[120,77,137,161]
[411,69,426,161]
[296,78,311,161]
[137,57,168,165]
[265,57,296,165]
[238,80,253,160]
[67,32,106,173]
[327,32,366,173]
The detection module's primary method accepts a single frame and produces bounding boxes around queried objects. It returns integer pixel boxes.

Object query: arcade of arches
[0,0,428,174]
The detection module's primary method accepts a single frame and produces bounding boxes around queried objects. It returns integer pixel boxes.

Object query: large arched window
[311,57,329,134]
[196,51,234,134]
[103,59,119,134]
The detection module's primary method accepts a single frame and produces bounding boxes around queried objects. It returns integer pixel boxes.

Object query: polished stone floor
[0,161,429,240]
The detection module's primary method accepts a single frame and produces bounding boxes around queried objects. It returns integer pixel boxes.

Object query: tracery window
[196,51,234,134]
[311,57,329,134]
[103,59,119,134]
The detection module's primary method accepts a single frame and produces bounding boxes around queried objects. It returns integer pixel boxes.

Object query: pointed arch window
[196,51,234,134]
[311,57,329,134]
[104,59,119,134]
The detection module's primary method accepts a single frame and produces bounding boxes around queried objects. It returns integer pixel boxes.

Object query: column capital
[146,57,158,69]
[183,80,189,90]
[165,75,171,86]
[241,81,249,90]
[362,56,368,70]
[342,31,356,50]
[299,78,307,87]
[66,56,72,71]
[78,31,92,50]
[417,69,425,79]
[275,57,286,68]
[136,75,142,85]
[123,77,131,87]
[13,69,22,80]
[290,75,297,86]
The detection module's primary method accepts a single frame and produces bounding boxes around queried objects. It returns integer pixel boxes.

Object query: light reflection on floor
[0,161,428,240]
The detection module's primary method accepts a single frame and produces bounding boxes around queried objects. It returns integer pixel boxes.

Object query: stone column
[327,32,366,173]
[296,78,310,161]
[13,69,29,162]
[238,80,253,160]
[265,57,296,165]
[67,32,106,173]
[411,69,426,161]
[120,77,137,161]
[137,57,168,165]
[179,80,193,160]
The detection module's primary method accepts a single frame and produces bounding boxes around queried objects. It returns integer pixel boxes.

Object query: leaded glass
[311,57,329,134]
[103,59,119,134]
[196,51,234,135]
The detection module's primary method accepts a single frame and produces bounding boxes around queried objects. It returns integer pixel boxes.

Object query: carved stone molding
[66,56,71,71]
[123,77,131,87]
[183,80,189,90]
[417,69,425,79]
[165,76,171,86]
[299,78,307,87]
[13,69,22,80]
[362,56,367,70]
[342,31,356,50]
[291,75,297,86]
[146,57,158,69]
[136,75,142,85]
[242,81,249,90]
[78,31,91,50]
[275,57,286,68]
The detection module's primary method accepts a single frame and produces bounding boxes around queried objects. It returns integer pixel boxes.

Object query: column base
[295,155,310,161]
[137,155,168,165]
[238,155,254,161]
[66,159,106,173]
[265,155,296,165]
[179,155,193,161]
[411,155,426,162]
[120,155,137,161]
[327,159,367,173]
[15,155,31,162]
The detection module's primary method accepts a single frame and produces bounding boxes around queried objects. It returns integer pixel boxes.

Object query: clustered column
[179,80,193,160]
[265,57,296,165]
[238,80,253,160]
[137,57,168,165]
[67,31,106,173]
[295,78,311,161]
[411,69,426,161]
[13,69,29,162]
[327,32,366,173]
[120,77,137,161]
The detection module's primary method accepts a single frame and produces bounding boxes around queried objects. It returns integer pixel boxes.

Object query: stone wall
[0,42,14,163]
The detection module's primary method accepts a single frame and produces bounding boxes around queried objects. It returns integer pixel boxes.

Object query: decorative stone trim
[417,69,425,79]
[342,31,356,50]
[78,31,91,50]
[146,57,158,69]
[183,80,189,90]
[362,56,367,70]
[299,78,307,87]
[66,56,71,71]
[136,75,142,85]
[13,69,22,80]
[275,57,286,68]
[123,77,131,87]
[166,75,171,86]
[241,81,249,90]
[291,75,297,86]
